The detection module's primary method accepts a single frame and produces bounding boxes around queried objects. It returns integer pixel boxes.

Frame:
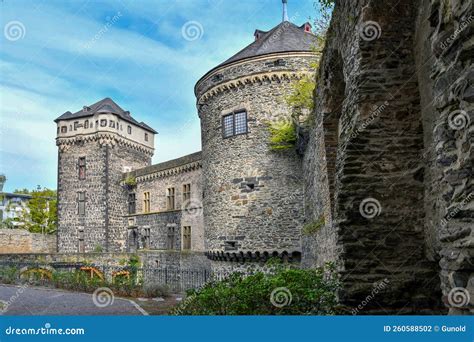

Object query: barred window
[84,120,89,129]
[78,192,86,216]
[166,187,175,210]
[183,184,191,202]
[128,193,136,214]
[78,157,86,180]
[222,110,248,138]
[143,192,150,213]
[222,114,234,138]
[182,226,191,250]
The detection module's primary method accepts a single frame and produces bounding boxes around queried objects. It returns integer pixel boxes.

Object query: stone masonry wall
[414,0,473,315]
[0,229,56,254]
[107,142,151,252]
[129,160,204,252]
[302,0,449,314]
[57,138,150,253]
[196,55,315,256]
[57,142,107,253]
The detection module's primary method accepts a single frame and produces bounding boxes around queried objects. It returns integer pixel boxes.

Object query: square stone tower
[55,98,156,252]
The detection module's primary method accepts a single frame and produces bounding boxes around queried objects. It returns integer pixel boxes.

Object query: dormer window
[303,22,312,33]
[127,126,132,134]
[222,110,248,138]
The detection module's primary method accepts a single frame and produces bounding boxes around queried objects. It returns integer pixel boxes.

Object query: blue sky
[0,0,320,192]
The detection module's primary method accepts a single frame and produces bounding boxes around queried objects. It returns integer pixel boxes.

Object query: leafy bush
[268,120,297,151]
[173,264,339,315]
[0,267,19,284]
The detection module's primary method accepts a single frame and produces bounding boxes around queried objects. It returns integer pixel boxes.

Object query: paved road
[0,284,147,315]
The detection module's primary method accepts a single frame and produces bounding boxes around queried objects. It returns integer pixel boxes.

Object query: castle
[54,0,473,315]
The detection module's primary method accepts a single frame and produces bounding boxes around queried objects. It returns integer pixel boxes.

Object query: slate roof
[126,151,201,178]
[218,21,316,68]
[54,97,157,134]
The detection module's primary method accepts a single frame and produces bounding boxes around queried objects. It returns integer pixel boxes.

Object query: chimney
[282,0,289,22]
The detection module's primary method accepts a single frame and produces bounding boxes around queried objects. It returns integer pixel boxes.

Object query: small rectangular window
[61,126,67,133]
[127,125,132,134]
[100,119,107,127]
[78,157,86,180]
[143,192,150,213]
[167,226,175,250]
[78,230,85,253]
[222,114,234,138]
[234,111,248,135]
[183,184,191,202]
[96,120,99,128]
[128,193,136,214]
[143,228,151,249]
[74,121,79,130]
[84,120,89,129]
[145,133,148,141]
[78,192,86,216]
[166,187,175,210]
[222,110,248,138]
[109,120,115,128]
[182,226,191,250]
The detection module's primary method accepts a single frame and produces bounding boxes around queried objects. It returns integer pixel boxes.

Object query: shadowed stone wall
[301,0,473,314]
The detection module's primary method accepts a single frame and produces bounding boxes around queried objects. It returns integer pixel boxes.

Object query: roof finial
[282,0,289,22]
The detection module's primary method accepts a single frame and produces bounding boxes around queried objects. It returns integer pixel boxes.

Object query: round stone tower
[195,18,317,270]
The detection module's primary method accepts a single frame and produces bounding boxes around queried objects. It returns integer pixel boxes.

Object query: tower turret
[195,18,317,269]
[55,98,156,252]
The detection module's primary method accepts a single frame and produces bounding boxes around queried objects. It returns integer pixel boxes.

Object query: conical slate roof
[54,97,157,133]
[218,21,316,68]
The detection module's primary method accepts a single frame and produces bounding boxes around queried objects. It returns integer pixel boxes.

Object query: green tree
[16,188,57,234]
